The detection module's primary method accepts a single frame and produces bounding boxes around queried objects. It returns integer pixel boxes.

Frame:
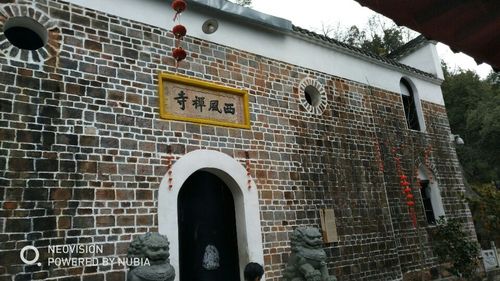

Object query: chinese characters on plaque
[159,73,250,129]
[173,91,236,115]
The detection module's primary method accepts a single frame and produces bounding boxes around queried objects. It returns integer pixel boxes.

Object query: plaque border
[158,72,251,129]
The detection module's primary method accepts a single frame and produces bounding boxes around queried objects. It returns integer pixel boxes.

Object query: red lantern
[171,0,187,13]
[406,201,415,207]
[404,187,411,194]
[172,47,187,62]
[406,194,414,200]
[400,175,407,180]
[173,24,187,39]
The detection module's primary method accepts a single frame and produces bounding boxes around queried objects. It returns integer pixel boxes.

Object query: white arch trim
[418,166,445,221]
[158,149,264,281]
[400,76,427,133]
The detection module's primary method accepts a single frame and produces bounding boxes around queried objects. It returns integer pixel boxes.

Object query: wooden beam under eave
[413,0,474,24]
[454,15,500,46]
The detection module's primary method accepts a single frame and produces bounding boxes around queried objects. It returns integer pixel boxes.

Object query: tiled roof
[353,0,500,70]
[386,35,429,60]
[291,25,438,80]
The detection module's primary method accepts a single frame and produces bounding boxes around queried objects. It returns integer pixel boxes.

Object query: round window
[304,85,321,107]
[3,17,48,50]
[299,77,328,115]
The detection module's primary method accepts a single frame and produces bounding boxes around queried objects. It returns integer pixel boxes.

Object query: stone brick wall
[0,0,475,280]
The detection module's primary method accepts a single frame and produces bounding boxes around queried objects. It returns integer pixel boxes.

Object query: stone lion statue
[127,232,175,281]
[283,227,337,281]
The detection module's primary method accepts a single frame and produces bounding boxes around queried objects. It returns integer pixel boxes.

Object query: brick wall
[0,0,475,280]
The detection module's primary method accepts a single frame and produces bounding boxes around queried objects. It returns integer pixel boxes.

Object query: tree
[442,65,500,248]
[322,15,417,56]
[441,66,500,184]
[325,17,499,184]
[325,11,498,272]
[486,71,500,88]
[467,184,500,248]
[432,217,480,279]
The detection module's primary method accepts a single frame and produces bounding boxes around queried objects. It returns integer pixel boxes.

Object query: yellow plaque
[158,72,250,129]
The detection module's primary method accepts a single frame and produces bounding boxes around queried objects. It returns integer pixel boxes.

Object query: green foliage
[432,217,480,279]
[326,15,415,56]
[467,184,500,248]
[442,65,500,251]
[329,20,498,183]
[441,66,500,183]
[328,17,499,183]
[359,18,405,56]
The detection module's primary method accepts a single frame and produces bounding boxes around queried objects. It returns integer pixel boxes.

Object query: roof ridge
[291,25,437,80]
[386,35,429,60]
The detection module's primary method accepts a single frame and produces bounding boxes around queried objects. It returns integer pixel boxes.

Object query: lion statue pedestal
[283,227,337,281]
[126,232,175,281]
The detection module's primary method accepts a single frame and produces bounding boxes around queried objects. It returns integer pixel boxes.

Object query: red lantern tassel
[166,148,174,190]
[245,151,252,189]
[410,208,417,228]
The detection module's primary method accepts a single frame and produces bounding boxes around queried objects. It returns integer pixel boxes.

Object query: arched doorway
[158,149,264,281]
[178,170,240,281]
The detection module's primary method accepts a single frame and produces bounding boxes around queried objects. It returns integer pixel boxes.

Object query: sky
[250,0,493,79]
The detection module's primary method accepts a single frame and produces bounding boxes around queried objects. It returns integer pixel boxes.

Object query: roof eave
[289,27,443,85]
[188,0,292,31]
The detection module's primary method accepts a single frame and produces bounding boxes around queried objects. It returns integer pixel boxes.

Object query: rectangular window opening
[402,95,420,131]
[420,180,436,224]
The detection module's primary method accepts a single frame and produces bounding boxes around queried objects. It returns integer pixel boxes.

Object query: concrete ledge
[486,268,500,281]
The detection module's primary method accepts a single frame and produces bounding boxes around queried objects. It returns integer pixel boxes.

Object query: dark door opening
[420,180,436,224]
[178,170,240,281]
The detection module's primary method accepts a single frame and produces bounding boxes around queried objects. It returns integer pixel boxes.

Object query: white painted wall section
[64,0,445,105]
[399,43,445,80]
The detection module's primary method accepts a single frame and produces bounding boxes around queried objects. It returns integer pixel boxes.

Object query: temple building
[0,0,477,280]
